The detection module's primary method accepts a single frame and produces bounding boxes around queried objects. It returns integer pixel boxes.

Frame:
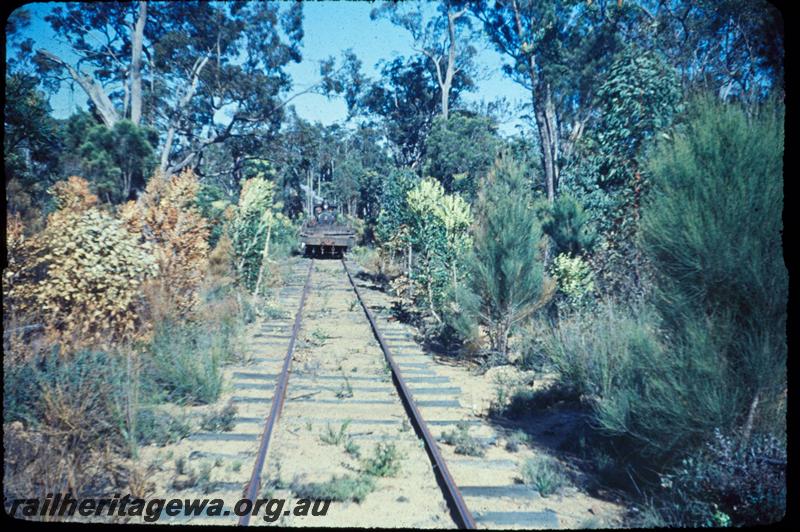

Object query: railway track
[169,257,562,528]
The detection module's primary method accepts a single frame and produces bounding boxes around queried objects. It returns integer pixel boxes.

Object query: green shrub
[135,408,191,446]
[320,420,352,446]
[3,349,129,437]
[641,97,787,439]
[200,402,237,432]
[499,388,538,419]
[541,98,786,499]
[537,194,597,257]
[654,430,785,526]
[361,442,402,477]
[551,253,595,308]
[543,302,662,401]
[440,422,487,457]
[291,474,375,503]
[454,155,550,357]
[505,430,530,452]
[3,351,49,425]
[513,320,550,371]
[344,440,361,458]
[145,321,223,405]
[521,456,569,497]
[543,302,740,468]
[375,168,419,244]
[405,178,473,326]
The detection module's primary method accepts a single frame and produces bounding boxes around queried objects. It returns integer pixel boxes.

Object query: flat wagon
[299,203,356,257]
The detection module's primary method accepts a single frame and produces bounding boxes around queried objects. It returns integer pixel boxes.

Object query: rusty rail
[342,259,477,529]
[239,259,314,526]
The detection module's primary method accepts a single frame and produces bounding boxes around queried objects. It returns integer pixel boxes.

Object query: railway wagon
[299,205,356,257]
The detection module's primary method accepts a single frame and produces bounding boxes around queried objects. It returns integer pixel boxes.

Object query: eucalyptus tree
[473,0,627,201]
[5,8,63,217]
[359,55,472,170]
[34,2,148,128]
[371,0,477,120]
[33,1,306,181]
[423,112,501,198]
[145,0,305,176]
[4,73,62,216]
[268,113,323,217]
[625,0,783,107]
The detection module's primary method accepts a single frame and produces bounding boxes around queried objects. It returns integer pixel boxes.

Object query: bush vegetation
[361,442,402,477]
[520,456,569,497]
[200,402,237,432]
[291,441,404,503]
[440,422,487,457]
[291,474,376,503]
[144,320,224,405]
[447,155,553,359]
[3,168,256,506]
[539,98,786,524]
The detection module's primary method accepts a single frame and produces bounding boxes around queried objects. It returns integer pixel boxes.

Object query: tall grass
[3,349,134,500]
[144,321,224,405]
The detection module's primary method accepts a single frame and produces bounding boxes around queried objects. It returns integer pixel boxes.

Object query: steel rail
[239,259,314,526]
[341,259,477,529]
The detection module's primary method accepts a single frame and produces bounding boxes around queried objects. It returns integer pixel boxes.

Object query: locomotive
[299,202,356,257]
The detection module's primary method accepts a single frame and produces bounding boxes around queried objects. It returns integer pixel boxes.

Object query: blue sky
[11,1,532,136]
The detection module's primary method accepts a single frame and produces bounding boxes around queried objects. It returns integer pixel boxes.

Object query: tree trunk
[122,170,132,201]
[430,7,466,120]
[38,50,120,128]
[440,10,460,120]
[159,128,175,175]
[510,0,559,203]
[158,54,211,174]
[129,1,147,125]
[427,273,442,324]
[533,83,558,202]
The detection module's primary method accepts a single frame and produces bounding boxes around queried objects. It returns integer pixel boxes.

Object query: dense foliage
[404,178,472,324]
[641,98,786,438]
[120,170,210,319]
[424,113,500,198]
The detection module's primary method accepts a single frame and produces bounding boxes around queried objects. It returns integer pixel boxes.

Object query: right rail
[342,259,477,529]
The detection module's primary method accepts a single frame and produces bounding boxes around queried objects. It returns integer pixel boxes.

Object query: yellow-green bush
[403,178,472,323]
[229,176,291,294]
[551,253,595,306]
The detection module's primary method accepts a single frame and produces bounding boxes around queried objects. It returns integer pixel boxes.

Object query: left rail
[238,259,314,526]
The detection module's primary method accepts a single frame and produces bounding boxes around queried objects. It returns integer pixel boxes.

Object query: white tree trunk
[38,50,120,128]
[158,54,211,174]
[130,1,147,125]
